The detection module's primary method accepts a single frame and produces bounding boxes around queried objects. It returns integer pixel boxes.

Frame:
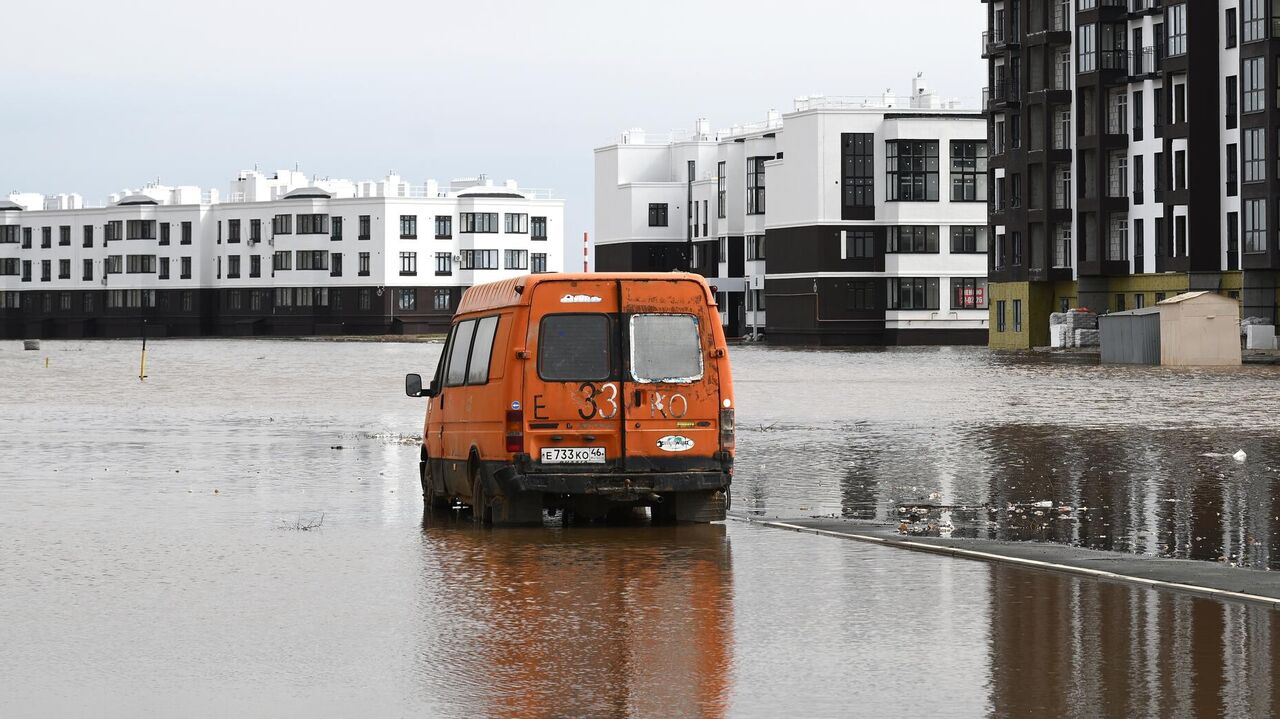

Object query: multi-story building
[0,170,563,338]
[984,0,1280,349]
[595,77,990,345]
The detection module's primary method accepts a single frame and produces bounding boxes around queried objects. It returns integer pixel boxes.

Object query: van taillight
[719,408,735,451]
[505,409,523,453]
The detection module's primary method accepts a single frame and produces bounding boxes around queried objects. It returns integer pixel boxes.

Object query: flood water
[2,340,1279,717]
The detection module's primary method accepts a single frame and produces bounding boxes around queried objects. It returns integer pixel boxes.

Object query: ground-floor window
[846,280,879,310]
[531,252,548,273]
[950,278,988,310]
[433,289,451,310]
[996,300,1007,332]
[1012,299,1022,332]
[887,277,940,310]
[397,288,416,311]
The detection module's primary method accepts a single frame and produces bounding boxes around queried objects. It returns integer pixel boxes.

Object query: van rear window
[630,314,703,383]
[539,314,611,381]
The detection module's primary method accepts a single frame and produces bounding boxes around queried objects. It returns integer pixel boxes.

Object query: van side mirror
[406,374,439,397]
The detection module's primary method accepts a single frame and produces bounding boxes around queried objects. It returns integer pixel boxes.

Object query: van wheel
[421,457,450,511]
[470,468,492,526]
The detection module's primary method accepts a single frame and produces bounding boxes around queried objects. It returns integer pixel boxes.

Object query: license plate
[540,447,606,464]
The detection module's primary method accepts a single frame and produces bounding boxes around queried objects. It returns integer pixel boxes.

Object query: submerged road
[2,339,1279,717]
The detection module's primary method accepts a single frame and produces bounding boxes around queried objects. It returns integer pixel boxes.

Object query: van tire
[470,467,492,526]
[652,490,727,524]
[421,457,450,511]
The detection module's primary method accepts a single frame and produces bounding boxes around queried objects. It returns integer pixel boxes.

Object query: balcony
[1099,50,1128,73]
[985,81,1020,109]
[1129,0,1160,15]
[1129,46,1158,79]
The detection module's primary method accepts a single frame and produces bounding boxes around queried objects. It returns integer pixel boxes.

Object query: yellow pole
[139,348,147,381]
[44,357,49,368]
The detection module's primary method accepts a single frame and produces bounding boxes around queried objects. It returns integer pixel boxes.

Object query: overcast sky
[0,0,984,251]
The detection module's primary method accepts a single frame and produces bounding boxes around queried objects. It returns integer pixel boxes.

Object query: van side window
[630,314,703,383]
[538,314,612,381]
[466,316,499,385]
[445,319,476,387]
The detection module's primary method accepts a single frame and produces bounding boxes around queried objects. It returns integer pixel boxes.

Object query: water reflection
[987,564,1280,719]
[415,513,733,718]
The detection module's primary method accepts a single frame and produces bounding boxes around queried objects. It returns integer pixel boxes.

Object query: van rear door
[620,278,722,472]
[525,279,625,471]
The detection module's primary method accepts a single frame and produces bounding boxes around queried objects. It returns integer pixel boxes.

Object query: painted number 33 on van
[405,272,735,526]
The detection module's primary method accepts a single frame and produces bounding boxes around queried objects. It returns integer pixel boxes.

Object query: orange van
[405,272,735,525]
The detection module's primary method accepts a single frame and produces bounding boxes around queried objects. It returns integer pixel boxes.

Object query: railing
[1129,0,1156,11]
[1099,50,1128,71]
[1130,46,1155,75]
[988,81,1017,104]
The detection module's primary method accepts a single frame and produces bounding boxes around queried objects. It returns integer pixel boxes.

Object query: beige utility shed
[1155,291,1241,366]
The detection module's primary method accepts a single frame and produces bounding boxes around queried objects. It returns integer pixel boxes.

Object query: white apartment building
[0,169,564,338]
[594,76,989,345]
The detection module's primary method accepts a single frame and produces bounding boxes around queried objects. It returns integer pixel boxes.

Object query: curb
[729,515,1280,609]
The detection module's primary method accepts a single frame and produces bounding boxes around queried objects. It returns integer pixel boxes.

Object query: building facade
[0,170,563,338]
[984,0,1280,349]
[594,78,990,345]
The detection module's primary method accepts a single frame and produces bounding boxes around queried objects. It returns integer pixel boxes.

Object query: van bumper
[491,466,729,497]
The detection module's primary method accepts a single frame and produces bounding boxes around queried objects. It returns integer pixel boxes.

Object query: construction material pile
[1049,309,1099,348]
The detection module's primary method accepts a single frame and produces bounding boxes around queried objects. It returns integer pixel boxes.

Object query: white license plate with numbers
[540,447,607,464]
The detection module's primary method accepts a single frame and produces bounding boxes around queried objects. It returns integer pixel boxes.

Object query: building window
[504,249,528,269]
[435,215,452,239]
[950,226,988,254]
[399,251,417,276]
[842,133,875,215]
[1243,0,1265,43]
[58,225,70,246]
[846,280,880,310]
[745,234,766,261]
[460,249,499,269]
[531,252,548,273]
[459,212,499,233]
[887,226,940,253]
[886,141,940,202]
[1012,299,1023,332]
[1167,4,1186,55]
[157,223,168,246]
[1174,150,1186,190]
[330,252,342,277]
[273,250,292,271]
[83,258,93,281]
[180,257,192,279]
[1134,218,1145,266]
[746,156,767,214]
[105,255,123,274]
[531,216,548,240]
[1011,231,1023,265]
[21,259,30,282]
[1054,225,1072,268]
[330,216,343,241]
[250,255,261,278]
[648,203,668,227]
[1175,215,1187,257]
[886,277,940,310]
[40,227,51,248]
[398,215,417,239]
[274,288,293,309]
[1228,212,1240,270]
[1245,198,1267,252]
[359,288,371,310]
[0,226,17,244]
[1245,129,1266,182]
[21,228,31,249]
[126,220,155,240]
[227,219,241,243]
[433,289,451,311]
[250,219,261,244]
[1107,214,1128,261]
[950,278,989,310]
[272,214,292,235]
[996,300,1007,332]
[296,215,329,234]
[358,252,370,276]
[949,141,988,202]
[504,213,529,234]
[717,161,727,218]
[1133,155,1144,204]
[227,255,241,279]
[58,259,70,279]
[295,251,328,271]
[397,289,416,311]
[1108,152,1128,197]
[435,252,452,276]
[1244,58,1265,112]
[1078,23,1096,73]
[845,230,875,258]
[359,215,371,240]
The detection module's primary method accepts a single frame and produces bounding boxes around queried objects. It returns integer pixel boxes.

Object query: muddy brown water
[2,340,1278,717]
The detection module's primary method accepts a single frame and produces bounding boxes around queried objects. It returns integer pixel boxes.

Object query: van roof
[456,272,714,315]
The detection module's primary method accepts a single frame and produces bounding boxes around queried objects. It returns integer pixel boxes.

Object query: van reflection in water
[415,512,733,718]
